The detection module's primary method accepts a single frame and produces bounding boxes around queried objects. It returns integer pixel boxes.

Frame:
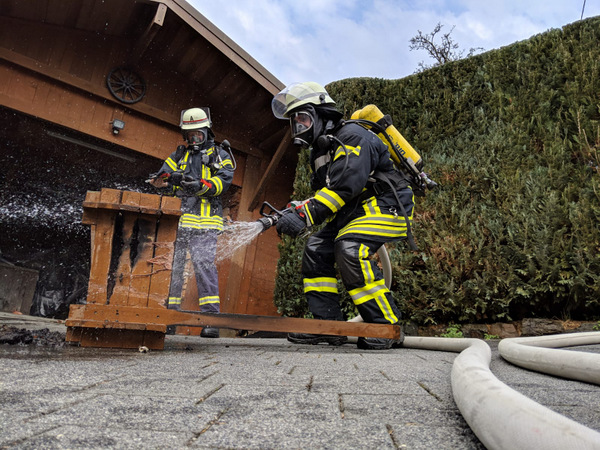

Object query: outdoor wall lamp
[111,119,125,135]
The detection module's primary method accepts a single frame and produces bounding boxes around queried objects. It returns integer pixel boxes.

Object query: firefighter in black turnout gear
[150,107,234,338]
[272,82,414,350]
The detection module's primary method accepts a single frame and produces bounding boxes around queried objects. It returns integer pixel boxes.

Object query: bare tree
[409,22,483,71]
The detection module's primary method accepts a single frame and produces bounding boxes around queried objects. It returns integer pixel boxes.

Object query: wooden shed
[0,0,297,320]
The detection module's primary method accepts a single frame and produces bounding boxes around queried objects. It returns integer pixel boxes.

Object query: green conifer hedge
[274,17,600,324]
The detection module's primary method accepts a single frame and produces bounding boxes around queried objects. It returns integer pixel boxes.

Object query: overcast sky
[188,0,600,87]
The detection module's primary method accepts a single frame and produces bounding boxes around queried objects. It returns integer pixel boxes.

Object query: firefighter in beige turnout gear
[272,83,413,350]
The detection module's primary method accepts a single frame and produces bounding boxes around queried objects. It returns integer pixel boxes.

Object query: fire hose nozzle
[257,216,276,231]
[258,201,292,232]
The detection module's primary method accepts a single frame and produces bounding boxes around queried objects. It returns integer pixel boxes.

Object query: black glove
[181,177,210,195]
[169,172,183,186]
[276,210,307,237]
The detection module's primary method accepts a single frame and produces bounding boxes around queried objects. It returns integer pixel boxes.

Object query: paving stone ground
[0,313,598,449]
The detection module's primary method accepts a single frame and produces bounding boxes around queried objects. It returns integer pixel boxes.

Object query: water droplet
[216,221,264,262]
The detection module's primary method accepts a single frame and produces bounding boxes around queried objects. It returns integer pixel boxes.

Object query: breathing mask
[289,106,323,147]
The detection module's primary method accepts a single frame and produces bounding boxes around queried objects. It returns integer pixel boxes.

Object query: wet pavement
[0,313,599,449]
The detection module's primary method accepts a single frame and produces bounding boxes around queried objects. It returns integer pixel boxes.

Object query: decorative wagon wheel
[106,67,146,104]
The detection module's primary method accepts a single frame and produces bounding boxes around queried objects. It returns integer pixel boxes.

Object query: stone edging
[406,318,599,339]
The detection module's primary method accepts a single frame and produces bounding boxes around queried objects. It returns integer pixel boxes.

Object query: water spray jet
[215,202,294,262]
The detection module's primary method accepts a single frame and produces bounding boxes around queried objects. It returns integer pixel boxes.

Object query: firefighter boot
[287,333,347,346]
[200,327,220,338]
[356,328,404,350]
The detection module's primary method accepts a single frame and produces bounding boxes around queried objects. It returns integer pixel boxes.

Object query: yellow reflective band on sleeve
[221,158,233,168]
[199,296,220,306]
[165,157,178,171]
[349,279,398,324]
[208,177,223,194]
[303,277,338,294]
[333,145,361,161]
[314,188,345,214]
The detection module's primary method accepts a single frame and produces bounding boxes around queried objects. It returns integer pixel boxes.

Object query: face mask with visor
[186,129,207,146]
[289,110,315,147]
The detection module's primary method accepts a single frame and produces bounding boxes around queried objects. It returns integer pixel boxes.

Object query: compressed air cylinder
[351,105,423,172]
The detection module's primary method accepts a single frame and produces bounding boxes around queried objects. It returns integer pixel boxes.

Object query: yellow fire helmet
[271,82,335,119]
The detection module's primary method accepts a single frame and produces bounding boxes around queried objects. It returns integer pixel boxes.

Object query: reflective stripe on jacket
[158,142,234,232]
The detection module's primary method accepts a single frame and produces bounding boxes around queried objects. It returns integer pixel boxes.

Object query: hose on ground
[351,245,600,449]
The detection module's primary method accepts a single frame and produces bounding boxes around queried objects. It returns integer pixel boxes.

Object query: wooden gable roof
[0,0,295,206]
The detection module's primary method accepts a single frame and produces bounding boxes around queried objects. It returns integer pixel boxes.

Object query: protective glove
[181,177,212,195]
[276,210,307,237]
[275,200,314,238]
[169,172,183,186]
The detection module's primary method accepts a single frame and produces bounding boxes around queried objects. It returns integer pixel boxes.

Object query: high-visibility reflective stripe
[333,145,360,161]
[359,244,375,285]
[180,213,223,231]
[198,198,211,217]
[303,205,315,226]
[314,188,345,213]
[180,214,223,225]
[166,157,178,171]
[363,197,381,215]
[179,152,190,171]
[347,215,412,226]
[209,177,223,194]
[349,279,387,305]
[168,297,181,305]
[199,296,220,306]
[337,214,409,239]
[222,158,233,168]
[303,276,338,294]
[314,153,330,171]
[202,164,210,179]
[375,293,399,324]
[338,224,407,239]
[349,279,398,324]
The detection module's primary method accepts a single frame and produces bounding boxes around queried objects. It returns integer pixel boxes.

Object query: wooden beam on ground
[66,304,401,340]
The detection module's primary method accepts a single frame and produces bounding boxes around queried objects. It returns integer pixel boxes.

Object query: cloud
[189,0,600,86]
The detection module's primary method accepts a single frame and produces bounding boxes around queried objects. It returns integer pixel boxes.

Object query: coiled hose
[351,245,600,449]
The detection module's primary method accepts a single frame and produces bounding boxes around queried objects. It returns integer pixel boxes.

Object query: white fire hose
[349,245,600,449]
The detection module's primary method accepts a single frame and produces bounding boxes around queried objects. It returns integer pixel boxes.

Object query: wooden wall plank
[86,212,116,304]
[109,212,135,306]
[128,216,156,307]
[147,214,178,308]
[222,156,262,314]
[128,194,162,306]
